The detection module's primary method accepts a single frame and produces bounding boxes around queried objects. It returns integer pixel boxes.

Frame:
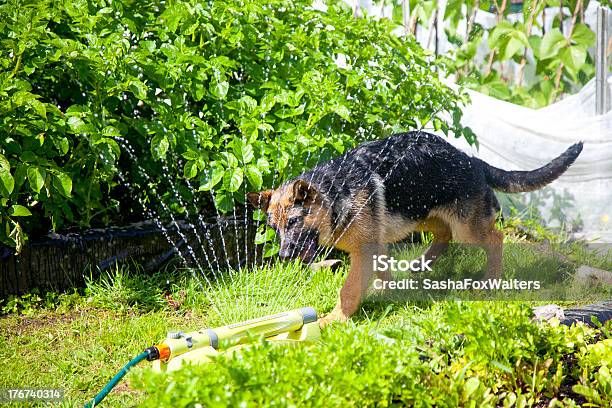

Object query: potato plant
[0,0,470,249]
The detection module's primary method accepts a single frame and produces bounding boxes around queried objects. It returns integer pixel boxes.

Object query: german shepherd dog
[247,131,583,327]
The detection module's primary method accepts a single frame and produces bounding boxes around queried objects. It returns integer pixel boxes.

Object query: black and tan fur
[247,131,583,327]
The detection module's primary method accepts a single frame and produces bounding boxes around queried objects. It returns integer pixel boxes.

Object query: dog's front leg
[319,246,375,327]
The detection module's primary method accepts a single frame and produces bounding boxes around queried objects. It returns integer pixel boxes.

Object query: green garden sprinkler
[85,307,319,407]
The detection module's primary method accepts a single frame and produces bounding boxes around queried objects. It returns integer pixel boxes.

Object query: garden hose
[83,351,150,408]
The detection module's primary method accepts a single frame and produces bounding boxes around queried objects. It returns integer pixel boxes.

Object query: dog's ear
[292,179,318,205]
[246,190,272,211]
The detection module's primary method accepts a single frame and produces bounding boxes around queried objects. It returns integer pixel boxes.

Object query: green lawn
[1,238,611,407]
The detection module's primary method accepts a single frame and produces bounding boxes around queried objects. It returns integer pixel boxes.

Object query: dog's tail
[474,142,583,193]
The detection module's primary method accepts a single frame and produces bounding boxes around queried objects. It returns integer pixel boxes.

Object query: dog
[247,131,583,327]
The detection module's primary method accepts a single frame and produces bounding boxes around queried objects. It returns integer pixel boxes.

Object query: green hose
[84,351,149,407]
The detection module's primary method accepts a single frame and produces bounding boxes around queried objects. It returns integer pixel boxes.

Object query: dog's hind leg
[416,217,452,264]
[482,221,503,280]
[451,216,503,279]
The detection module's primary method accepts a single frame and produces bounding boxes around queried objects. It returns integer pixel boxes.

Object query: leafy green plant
[573,339,612,406]
[0,0,470,250]
[131,301,602,407]
[0,289,73,316]
[396,0,598,108]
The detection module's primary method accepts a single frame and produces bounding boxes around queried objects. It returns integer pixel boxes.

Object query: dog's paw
[318,311,349,328]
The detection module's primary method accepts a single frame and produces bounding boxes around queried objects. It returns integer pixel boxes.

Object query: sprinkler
[84,307,319,407]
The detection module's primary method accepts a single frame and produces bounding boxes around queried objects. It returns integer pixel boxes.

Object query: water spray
[84,307,319,407]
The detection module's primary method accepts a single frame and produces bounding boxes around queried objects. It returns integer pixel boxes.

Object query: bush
[0,0,470,249]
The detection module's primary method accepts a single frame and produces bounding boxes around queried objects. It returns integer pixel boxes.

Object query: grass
[1,233,611,407]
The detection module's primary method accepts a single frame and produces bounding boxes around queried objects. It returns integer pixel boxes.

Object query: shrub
[0,0,471,249]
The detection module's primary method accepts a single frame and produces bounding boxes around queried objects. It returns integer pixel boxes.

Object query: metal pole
[596,6,609,115]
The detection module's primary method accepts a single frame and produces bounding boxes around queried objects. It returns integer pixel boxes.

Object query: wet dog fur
[247,131,583,327]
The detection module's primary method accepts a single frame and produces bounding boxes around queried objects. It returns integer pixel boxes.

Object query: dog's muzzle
[278,230,320,264]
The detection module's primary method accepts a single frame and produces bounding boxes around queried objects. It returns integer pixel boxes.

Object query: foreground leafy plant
[133,302,605,407]
[0,0,470,249]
